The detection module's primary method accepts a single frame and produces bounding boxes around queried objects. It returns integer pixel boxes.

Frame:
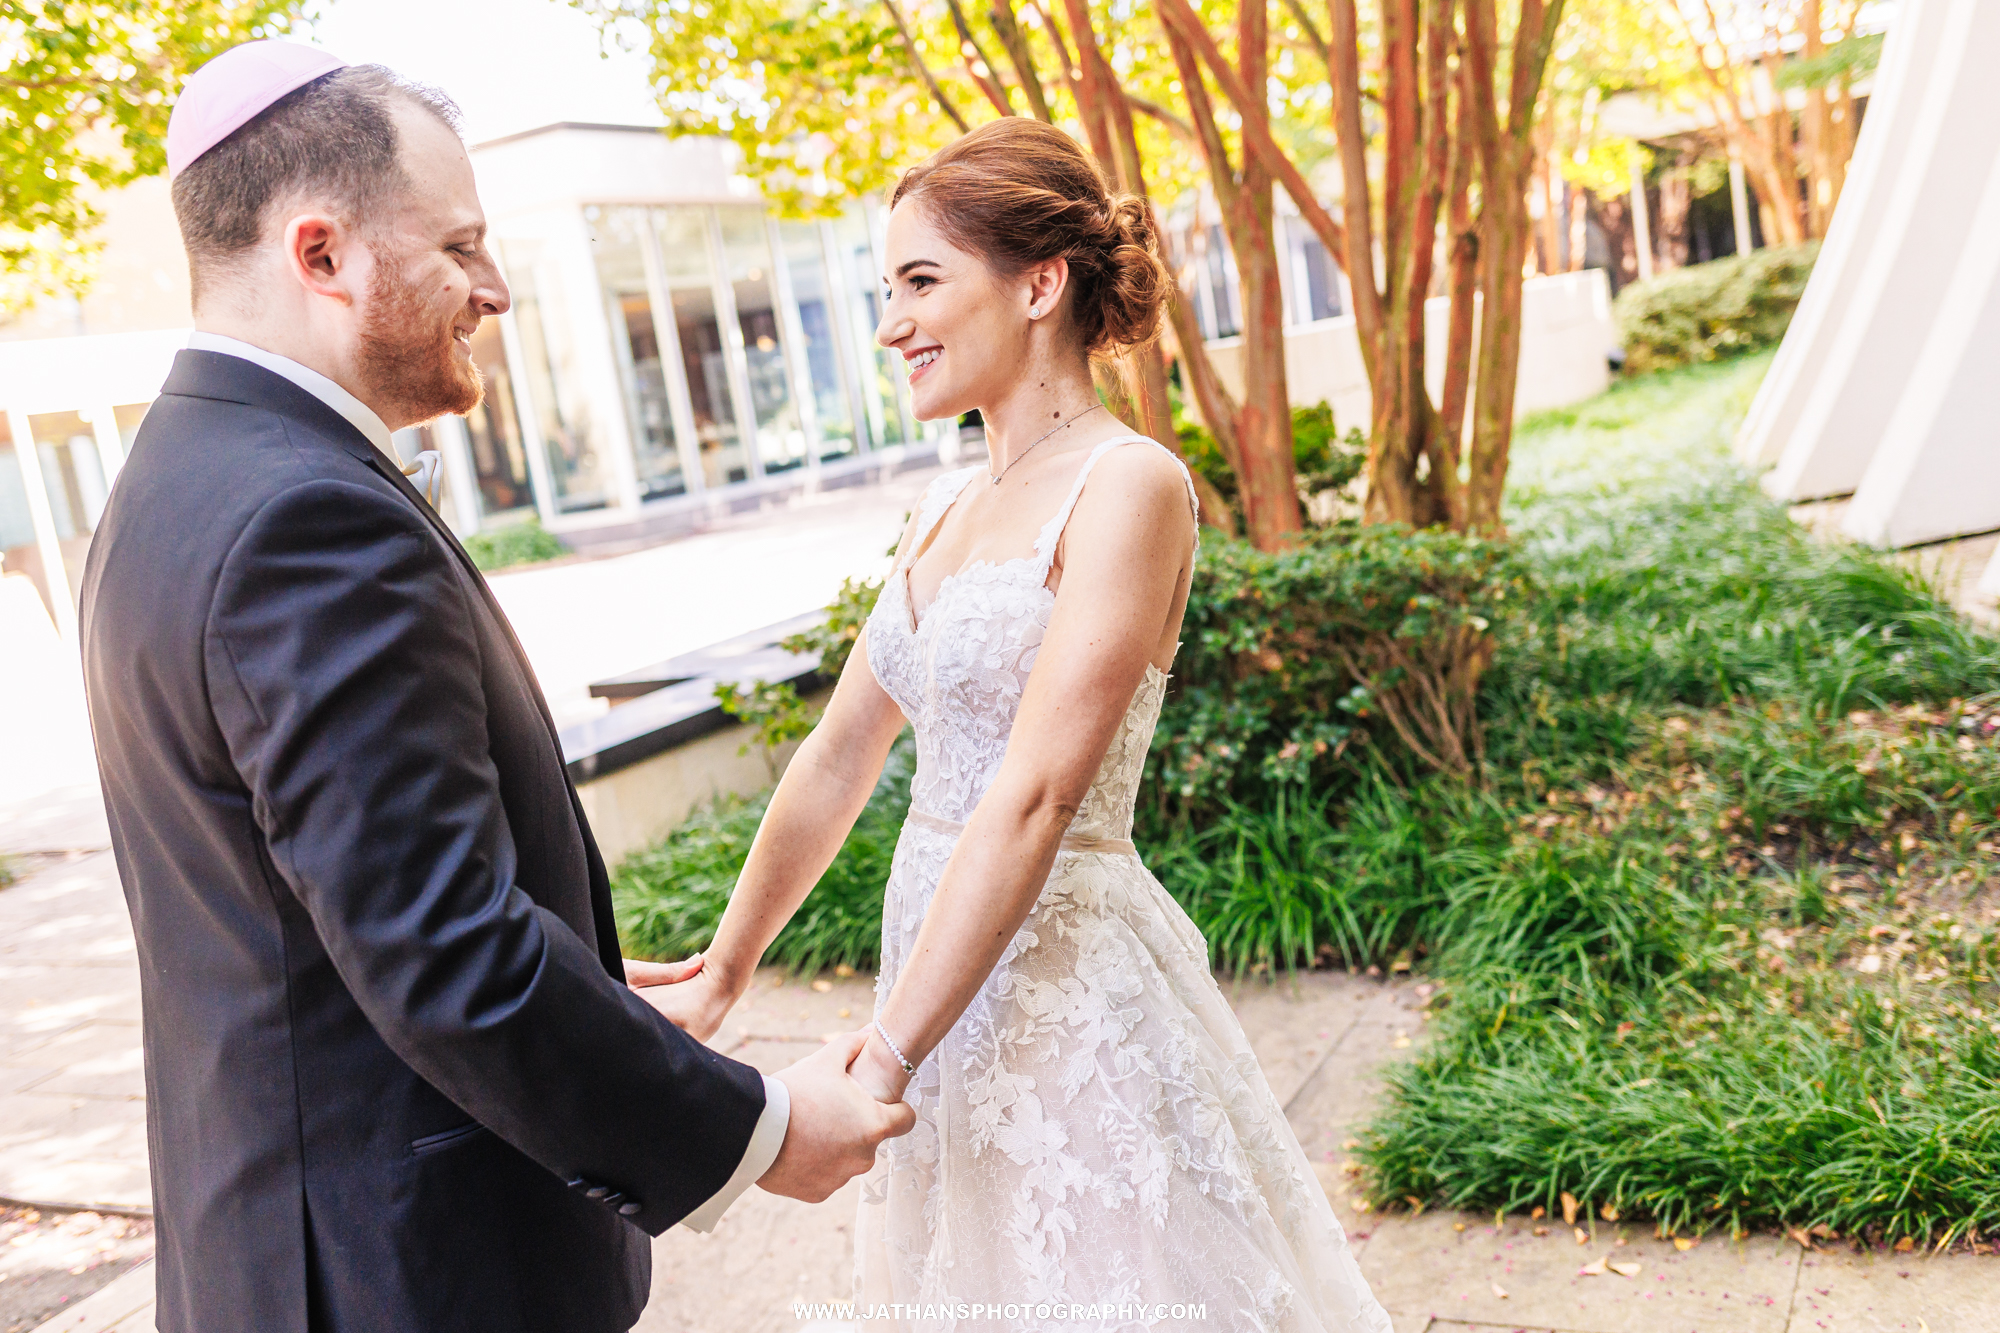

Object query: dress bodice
[864,437,1191,843]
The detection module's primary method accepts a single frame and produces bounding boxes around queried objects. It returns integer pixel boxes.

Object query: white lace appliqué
[852,438,1392,1333]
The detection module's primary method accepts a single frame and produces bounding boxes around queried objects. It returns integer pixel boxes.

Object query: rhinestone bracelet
[873,1018,917,1076]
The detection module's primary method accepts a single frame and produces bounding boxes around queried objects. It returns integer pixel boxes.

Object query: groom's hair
[171,65,462,308]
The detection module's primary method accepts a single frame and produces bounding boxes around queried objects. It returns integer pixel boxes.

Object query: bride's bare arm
[639,636,909,1040]
[853,447,1196,1099]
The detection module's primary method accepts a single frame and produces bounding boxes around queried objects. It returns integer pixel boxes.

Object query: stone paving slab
[0,829,148,1214]
[1357,1216,1801,1332]
[24,1259,156,1333]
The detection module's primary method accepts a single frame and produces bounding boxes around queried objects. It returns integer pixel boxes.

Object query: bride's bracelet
[872,1018,918,1076]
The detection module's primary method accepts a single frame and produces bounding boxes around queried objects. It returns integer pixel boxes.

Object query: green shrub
[1147,520,1520,824]
[1614,243,1819,373]
[463,517,567,572]
[780,574,882,679]
[613,735,911,975]
[1175,400,1365,529]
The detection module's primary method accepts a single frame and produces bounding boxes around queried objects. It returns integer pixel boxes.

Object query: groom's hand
[759,1029,916,1203]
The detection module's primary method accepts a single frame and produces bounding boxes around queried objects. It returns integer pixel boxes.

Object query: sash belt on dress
[904,808,1137,858]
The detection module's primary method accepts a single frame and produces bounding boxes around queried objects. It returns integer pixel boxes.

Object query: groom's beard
[357,251,485,425]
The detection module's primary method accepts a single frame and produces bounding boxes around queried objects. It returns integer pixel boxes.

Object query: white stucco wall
[1198,269,1615,434]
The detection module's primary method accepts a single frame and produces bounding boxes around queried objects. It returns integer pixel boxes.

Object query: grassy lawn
[614,351,2000,1248]
[1360,353,2000,1248]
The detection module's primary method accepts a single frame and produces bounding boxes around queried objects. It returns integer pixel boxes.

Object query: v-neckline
[901,554,1047,635]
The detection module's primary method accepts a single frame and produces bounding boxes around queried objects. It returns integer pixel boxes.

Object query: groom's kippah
[167,40,350,180]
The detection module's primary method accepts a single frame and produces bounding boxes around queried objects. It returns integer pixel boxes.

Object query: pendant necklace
[989,402,1104,486]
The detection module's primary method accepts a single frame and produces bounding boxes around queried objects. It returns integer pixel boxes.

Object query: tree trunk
[1159,4,1300,548]
[1226,0,1303,547]
[1048,0,1233,530]
[1462,0,1565,536]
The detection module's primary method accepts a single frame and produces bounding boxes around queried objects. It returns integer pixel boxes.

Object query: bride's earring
[1028,305,1040,318]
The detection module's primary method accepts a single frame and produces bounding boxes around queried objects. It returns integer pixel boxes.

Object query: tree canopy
[1,0,306,313]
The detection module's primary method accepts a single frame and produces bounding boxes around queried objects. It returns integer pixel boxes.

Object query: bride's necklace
[988,402,1104,486]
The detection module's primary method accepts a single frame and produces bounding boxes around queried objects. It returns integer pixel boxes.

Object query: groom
[79,41,911,1333]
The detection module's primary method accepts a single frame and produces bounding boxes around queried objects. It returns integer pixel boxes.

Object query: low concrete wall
[1199,269,1616,431]
[576,718,808,866]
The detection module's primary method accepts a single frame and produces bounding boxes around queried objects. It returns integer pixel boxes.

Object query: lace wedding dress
[853,436,1391,1332]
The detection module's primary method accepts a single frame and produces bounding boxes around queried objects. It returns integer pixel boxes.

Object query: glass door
[780,220,859,462]
[654,208,750,487]
[590,206,687,500]
[716,206,804,473]
[462,321,539,521]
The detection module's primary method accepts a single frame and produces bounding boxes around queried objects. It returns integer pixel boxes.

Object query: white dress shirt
[187,331,792,1232]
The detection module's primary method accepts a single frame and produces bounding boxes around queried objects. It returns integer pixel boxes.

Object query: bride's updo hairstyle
[889,119,1168,354]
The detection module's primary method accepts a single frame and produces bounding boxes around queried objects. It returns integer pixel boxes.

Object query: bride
[645,118,1391,1331]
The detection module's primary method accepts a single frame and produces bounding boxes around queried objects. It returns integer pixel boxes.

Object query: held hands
[849,1027,915,1105]
[758,1030,917,1203]
[624,954,737,1044]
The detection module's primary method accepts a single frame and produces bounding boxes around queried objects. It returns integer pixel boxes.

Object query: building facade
[0,124,963,631]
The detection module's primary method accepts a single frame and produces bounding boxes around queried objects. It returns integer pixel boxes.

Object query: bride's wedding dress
[853,436,1391,1332]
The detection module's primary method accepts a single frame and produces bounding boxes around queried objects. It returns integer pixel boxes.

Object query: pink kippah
[167,40,350,179]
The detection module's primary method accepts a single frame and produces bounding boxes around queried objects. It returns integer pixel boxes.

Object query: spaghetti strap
[1031,434,1202,576]
[897,466,981,572]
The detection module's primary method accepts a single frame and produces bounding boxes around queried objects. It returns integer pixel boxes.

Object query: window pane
[463,322,539,520]
[718,207,804,474]
[0,416,54,618]
[654,209,749,487]
[779,221,857,462]
[590,206,686,501]
[113,403,151,461]
[502,239,612,514]
[831,206,909,449]
[29,412,107,538]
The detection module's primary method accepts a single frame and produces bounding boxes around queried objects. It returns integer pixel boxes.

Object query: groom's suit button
[618,1201,643,1216]
[584,1185,611,1199]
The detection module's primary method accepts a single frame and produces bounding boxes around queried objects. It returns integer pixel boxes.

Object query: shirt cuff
[677,1072,790,1233]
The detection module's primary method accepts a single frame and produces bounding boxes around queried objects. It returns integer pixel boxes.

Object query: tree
[1,1,307,314]
[1668,0,1875,245]
[1166,0,1567,535]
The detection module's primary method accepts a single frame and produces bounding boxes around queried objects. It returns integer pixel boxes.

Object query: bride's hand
[626,954,737,1044]
[847,1028,913,1105]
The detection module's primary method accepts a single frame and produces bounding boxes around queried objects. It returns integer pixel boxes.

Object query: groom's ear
[281,211,362,307]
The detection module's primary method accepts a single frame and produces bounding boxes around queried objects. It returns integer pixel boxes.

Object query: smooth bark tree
[1164,0,1566,536]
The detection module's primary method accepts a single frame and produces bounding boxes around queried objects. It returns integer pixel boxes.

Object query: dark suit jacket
[80,351,766,1333]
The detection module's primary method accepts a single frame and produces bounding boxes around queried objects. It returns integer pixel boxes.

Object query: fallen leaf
[1574,1227,1589,1245]
[1600,1202,1621,1222]
[1352,1198,1371,1213]
[1453,1222,1466,1232]
[1491,1282,1508,1299]
[837,1007,852,1019]
[811,979,833,992]
[834,963,856,978]
[1392,1035,1412,1049]
[1530,1205,1545,1220]
[1533,1226,1550,1237]
[1673,1236,1699,1252]
[1894,1236,1914,1252]
[1404,1196,1426,1218]
[1579,1255,1608,1276]
[1561,1191,1580,1224]
[1609,1260,1642,1277]
[1341,1138,1362,1150]
[1787,1226,1814,1250]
